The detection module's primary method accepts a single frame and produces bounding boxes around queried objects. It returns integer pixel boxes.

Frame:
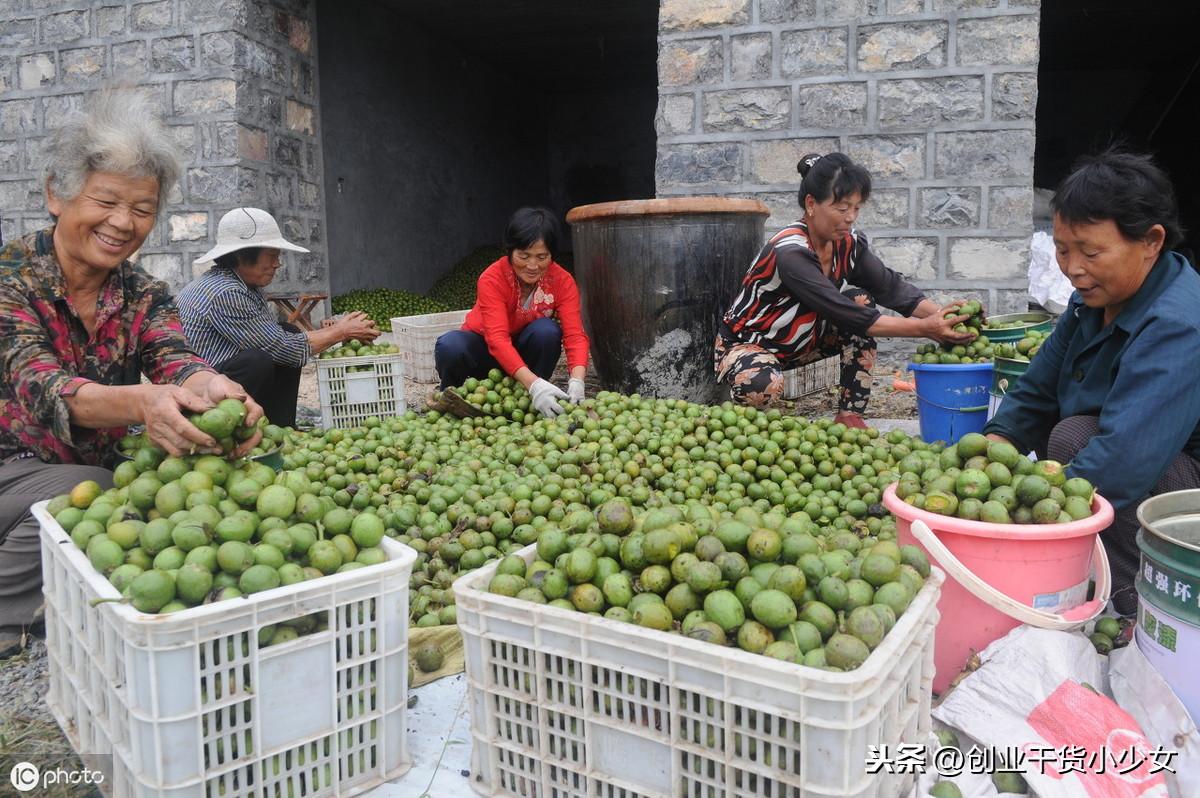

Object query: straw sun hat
[193,207,309,266]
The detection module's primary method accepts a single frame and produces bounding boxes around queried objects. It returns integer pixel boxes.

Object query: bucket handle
[914,396,990,414]
[910,519,1111,630]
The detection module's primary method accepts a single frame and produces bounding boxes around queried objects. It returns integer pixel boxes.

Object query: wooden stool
[265,292,328,331]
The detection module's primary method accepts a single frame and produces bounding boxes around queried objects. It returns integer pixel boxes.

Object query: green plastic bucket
[1135,490,1200,723]
[982,312,1053,343]
[987,356,1031,421]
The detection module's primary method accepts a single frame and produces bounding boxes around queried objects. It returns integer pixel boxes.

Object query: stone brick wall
[655,0,1040,315]
[0,0,326,299]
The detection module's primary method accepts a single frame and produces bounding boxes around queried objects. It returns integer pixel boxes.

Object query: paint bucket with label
[1135,490,1200,723]
[884,483,1113,694]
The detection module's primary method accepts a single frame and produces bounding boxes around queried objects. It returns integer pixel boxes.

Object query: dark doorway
[1036,2,1200,251]
[317,0,658,295]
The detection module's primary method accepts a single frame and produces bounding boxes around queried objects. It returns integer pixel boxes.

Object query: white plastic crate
[390,309,469,384]
[454,545,942,798]
[33,500,415,798]
[783,353,841,400]
[316,353,406,428]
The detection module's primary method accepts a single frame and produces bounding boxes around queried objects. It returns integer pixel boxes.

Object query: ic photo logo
[9,762,39,792]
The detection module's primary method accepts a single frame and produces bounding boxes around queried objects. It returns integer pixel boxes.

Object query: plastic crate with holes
[316,353,406,428]
[32,500,414,798]
[390,309,469,384]
[783,353,841,400]
[454,545,942,798]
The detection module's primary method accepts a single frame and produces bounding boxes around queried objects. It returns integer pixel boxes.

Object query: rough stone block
[0,56,14,94]
[281,216,305,242]
[858,22,947,72]
[988,186,1033,231]
[656,94,695,135]
[0,179,42,213]
[845,134,926,178]
[935,130,1034,179]
[133,1,172,31]
[703,88,790,132]
[19,53,56,90]
[21,136,45,172]
[781,28,847,78]
[992,72,1037,121]
[112,41,148,76]
[273,136,301,168]
[291,60,313,95]
[760,0,816,23]
[187,166,242,203]
[877,76,983,128]
[747,137,840,184]
[240,39,285,83]
[731,32,772,81]
[41,11,89,44]
[200,31,237,67]
[0,100,36,136]
[259,91,282,126]
[660,0,750,31]
[0,141,20,173]
[169,124,196,159]
[288,16,311,54]
[858,188,910,229]
[139,253,184,288]
[298,179,320,209]
[823,0,870,21]
[995,288,1031,314]
[285,99,314,135]
[656,143,743,186]
[238,124,268,161]
[886,0,925,12]
[152,36,195,73]
[919,187,980,228]
[42,93,86,129]
[1,19,36,49]
[948,237,1028,279]
[97,5,126,37]
[659,38,723,86]
[183,0,247,25]
[174,79,237,115]
[730,191,795,231]
[201,122,237,159]
[168,212,208,241]
[871,237,938,280]
[62,47,106,85]
[956,16,1038,66]
[267,171,294,208]
[798,82,866,128]
[1008,0,1039,6]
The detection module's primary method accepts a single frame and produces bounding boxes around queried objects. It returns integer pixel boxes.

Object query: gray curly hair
[43,89,182,210]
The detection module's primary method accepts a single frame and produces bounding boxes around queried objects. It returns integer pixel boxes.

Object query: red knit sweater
[463,257,590,376]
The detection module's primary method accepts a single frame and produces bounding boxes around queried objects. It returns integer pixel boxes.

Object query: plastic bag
[1028,232,1074,314]
[932,626,1170,798]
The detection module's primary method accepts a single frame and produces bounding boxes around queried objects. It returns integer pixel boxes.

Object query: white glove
[567,378,586,404]
[529,378,569,418]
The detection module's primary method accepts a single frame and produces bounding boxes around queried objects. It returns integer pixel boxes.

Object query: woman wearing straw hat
[0,90,264,658]
[179,208,380,427]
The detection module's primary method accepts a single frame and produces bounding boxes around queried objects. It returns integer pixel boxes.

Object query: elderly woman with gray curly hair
[0,89,263,657]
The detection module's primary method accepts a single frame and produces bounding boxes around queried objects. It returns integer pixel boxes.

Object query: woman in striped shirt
[716,153,975,428]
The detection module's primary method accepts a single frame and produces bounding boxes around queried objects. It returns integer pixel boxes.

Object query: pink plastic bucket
[883,483,1114,694]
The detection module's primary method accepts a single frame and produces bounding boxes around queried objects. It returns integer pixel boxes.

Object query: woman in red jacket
[435,207,590,418]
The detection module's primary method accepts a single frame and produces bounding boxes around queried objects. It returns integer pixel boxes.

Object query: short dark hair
[504,207,562,260]
[1052,148,1184,250]
[796,152,872,208]
[213,247,262,270]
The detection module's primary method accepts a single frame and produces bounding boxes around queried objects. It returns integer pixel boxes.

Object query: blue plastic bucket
[909,362,993,444]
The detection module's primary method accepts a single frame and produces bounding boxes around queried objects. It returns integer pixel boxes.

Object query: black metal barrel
[566,198,770,403]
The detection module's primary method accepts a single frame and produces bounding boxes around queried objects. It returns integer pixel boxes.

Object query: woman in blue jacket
[985,149,1200,614]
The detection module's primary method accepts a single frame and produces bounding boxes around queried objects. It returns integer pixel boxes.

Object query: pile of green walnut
[992,328,1049,362]
[318,340,401,360]
[912,301,994,364]
[894,432,1095,524]
[117,399,273,460]
[331,287,449,331]
[488,497,930,672]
